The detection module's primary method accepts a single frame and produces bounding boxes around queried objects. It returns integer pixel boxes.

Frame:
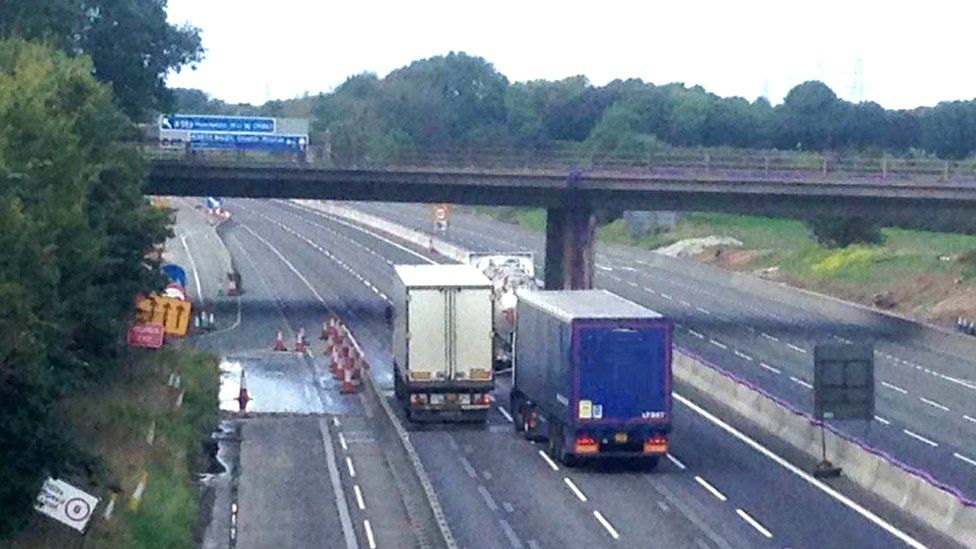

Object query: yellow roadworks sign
[135,295,192,336]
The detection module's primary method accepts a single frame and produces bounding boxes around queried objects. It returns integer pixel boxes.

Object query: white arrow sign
[34,478,100,533]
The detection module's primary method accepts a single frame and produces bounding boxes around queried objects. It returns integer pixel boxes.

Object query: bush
[805,216,885,248]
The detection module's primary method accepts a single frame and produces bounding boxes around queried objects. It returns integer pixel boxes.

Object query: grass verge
[9,343,218,549]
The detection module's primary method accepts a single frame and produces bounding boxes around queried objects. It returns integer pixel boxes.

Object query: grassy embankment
[479,207,976,321]
[11,344,219,549]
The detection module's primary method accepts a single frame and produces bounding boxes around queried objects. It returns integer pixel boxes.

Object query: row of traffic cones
[194,311,216,331]
[269,315,367,394]
[272,327,309,352]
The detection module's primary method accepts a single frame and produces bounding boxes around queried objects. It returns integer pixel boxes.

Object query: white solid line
[790,376,813,390]
[761,332,779,342]
[873,416,892,426]
[338,432,348,451]
[498,406,513,423]
[954,453,976,467]
[666,453,687,470]
[239,225,328,304]
[538,450,560,472]
[315,421,359,549]
[736,509,773,539]
[179,234,204,302]
[672,392,925,549]
[919,397,950,412]
[564,478,588,502]
[734,350,754,362]
[710,339,728,350]
[902,429,939,447]
[689,329,705,339]
[346,456,357,478]
[759,363,782,374]
[353,485,366,510]
[694,476,727,502]
[881,381,909,395]
[965,415,976,424]
[363,520,377,549]
[593,511,620,540]
[787,343,807,354]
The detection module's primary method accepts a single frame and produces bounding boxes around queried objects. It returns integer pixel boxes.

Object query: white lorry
[467,253,538,372]
[392,264,495,421]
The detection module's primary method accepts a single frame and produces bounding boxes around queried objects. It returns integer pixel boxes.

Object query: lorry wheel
[549,423,575,467]
[642,456,660,470]
[511,394,525,432]
[393,364,404,400]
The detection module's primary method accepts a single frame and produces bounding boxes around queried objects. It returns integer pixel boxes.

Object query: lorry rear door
[408,289,449,381]
[576,324,669,422]
[452,287,493,381]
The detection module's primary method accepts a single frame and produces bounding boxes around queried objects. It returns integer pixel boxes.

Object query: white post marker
[34,477,100,533]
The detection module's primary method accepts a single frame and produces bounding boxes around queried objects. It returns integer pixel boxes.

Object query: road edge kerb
[303,199,976,547]
[338,323,458,549]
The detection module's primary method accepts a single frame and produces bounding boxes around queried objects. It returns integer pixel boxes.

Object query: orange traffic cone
[295,327,309,353]
[273,331,288,351]
[237,371,251,412]
[340,363,356,394]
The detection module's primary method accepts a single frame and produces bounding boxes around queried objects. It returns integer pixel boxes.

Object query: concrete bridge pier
[544,206,596,290]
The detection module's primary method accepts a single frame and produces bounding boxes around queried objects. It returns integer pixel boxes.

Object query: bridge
[146,150,976,289]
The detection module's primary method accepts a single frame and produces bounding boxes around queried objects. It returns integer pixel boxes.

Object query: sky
[166,0,975,109]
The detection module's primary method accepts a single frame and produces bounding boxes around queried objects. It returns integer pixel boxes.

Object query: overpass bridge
[146,151,976,289]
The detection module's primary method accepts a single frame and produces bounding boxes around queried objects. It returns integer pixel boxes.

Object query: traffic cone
[295,327,309,353]
[340,362,356,394]
[237,371,250,412]
[193,314,201,330]
[333,345,349,380]
[320,320,329,340]
[273,331,288,351]
[208,312,215,330]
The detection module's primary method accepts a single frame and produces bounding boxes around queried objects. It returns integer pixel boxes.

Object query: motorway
[179,196,956,548]
[351,202,976,504]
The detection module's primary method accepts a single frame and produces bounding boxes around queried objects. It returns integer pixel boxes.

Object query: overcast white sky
[166,1,974,109]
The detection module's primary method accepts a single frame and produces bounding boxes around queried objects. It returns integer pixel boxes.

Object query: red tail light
[643,434,668,454]
[478,393,493,405]
[575,433,600,454]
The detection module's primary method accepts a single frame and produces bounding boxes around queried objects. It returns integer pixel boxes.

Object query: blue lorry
[510,289,673,466]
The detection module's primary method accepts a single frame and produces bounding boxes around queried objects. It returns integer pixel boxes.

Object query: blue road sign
[161,264,188,288]
[190,132,308,153]
[206,196,223,210]
[160,114,275,133]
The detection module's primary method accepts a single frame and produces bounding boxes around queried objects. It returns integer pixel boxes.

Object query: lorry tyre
[642,456,660,470]
[549,423,574,466]
[511,393,525,432]
[393,365,404,400]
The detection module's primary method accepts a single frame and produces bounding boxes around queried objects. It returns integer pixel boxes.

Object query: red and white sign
[127,323,165,349]
[34,477,100,533]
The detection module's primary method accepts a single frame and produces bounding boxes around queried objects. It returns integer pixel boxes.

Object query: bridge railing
[143,141,976,184]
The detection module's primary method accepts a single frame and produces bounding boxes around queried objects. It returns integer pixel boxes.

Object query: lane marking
[881,381,908,395]
[694,476,727,502]
[759,362,781,374]
[363,520,377,549]
[316,421,359,549]
[593,511,620,540]
[477,485,499,511]
[964,415,976,424]
[679,299,692,307]
[661,293,673,300]
[178,234,204,302]
[787,343,807,354]
[789,376,813,390]
[459,456,477,479]
[538,450,559,472]
[333,417,341,427]
[563,478,588,502]
[696,307,710,315]
[239,225,328,304]
[499,518,525,548]
[760,332,779,342]
[346,456,357,478]
[733,350,753,362]
[736,509,773,539]
[498,406,513,423]
[596,264,613,272]
[919,397,950,412]
[710,339,728,350]
[666,453,687,470]
[689,329,705,339]
[673,392,925,549]
[902,429,939,447]
[338,432,348,451]
[643,286,657,295]
[353,485,366,510]
[873,416,892,426]
[954,453,976,467]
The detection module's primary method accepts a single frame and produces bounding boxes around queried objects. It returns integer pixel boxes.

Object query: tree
[0,0,203,119]
[777,81,843,150]
[806,216,884,248]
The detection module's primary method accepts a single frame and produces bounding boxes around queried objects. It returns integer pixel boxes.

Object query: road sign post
[812,342,875,478]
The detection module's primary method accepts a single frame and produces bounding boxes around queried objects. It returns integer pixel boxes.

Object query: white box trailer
[467,252,538,371]
[392,264,495,421]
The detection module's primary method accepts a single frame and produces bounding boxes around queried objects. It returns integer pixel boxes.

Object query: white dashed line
[902,429,938,447]
[759,362,781,374]
[696,307,710,315]
[881,381,908,395]
[338,432,348,451]
[498,406,513,423]
[919,397,950,412]
[736,509,773,539]
[761,332,779,342]
[353,485,366,510]
[363,519,377,549]
[643,286,657,295]
[679,299,692,307]
[964,415,976,424]
[477,485,499,511]
[346,456,357,478]
[694,476,727,502]
[734,350,754,362]
[689,329,705,339]
[873,416,892,426]
[666,454,687,470]
[459,456,478,479]
[593,511,620,540]
[710,339,728,350]
[661,293,673,300]
[954,453,976,467]
[787,343,807,354]
[332,417,341,427]
[538,450,560,471]
[790,376,813,390]
[563,478,588,502]
[596,264,613,272]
